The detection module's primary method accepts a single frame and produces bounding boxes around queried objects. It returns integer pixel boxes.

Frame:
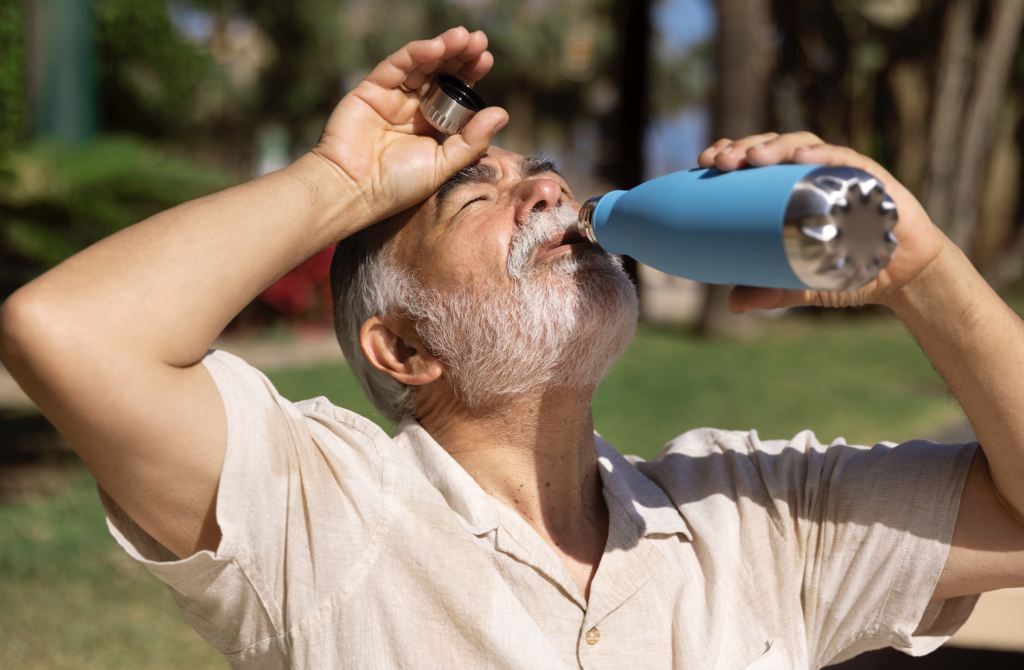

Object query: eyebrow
[433,156,563,215]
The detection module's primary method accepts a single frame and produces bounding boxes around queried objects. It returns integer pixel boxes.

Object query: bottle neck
[577,196,603,248]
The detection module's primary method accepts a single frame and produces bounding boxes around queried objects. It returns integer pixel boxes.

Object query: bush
[0,136,233,299]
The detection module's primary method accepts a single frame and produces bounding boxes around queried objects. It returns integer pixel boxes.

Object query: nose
[513,178,566,225]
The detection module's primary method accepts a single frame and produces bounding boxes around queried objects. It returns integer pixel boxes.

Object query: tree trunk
[600,0,652,292]
[986,222,1024,290]
[715,0,774,140]
[947,0,1024,254]
[974,95,1021,271]
[889,61,930,198]
[923,0,978,229]
[697,0,773,338]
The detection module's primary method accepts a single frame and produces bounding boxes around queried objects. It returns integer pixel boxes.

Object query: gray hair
[329,219,414,423]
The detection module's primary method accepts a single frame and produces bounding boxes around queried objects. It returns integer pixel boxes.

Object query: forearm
[2,152,359,371]
[887,238,1024,517]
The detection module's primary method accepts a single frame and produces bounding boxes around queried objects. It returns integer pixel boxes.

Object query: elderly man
[2,29,1023,669]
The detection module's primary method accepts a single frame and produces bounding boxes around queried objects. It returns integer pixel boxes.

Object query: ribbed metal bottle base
[782,167,898,291]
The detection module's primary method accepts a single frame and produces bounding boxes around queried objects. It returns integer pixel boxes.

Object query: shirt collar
[595,434,694,540]
[391,417,503,535]
[391,417,692,541]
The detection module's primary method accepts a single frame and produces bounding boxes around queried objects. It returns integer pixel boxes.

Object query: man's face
[391,147,585,290]
[383,146,638,409]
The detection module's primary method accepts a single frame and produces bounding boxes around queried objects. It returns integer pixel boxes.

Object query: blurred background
[2,0,1024,667]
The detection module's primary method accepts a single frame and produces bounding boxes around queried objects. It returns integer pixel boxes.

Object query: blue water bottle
[576,165,899,291]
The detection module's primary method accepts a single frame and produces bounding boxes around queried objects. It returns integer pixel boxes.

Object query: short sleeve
[645,428,978,669]
[101,350,390,658]
[782,436,974,667]
[749,431,978,666]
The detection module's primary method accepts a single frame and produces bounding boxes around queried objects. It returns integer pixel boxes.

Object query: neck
[418,384,608,600]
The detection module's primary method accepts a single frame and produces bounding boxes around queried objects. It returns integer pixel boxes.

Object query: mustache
[507,203,583,276]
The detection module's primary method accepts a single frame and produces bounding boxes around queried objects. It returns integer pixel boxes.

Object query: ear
[359,316,443,386]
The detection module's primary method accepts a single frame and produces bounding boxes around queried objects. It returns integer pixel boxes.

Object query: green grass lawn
[269,314,962,458]
[0,313,963,668]
[0,468,228,670]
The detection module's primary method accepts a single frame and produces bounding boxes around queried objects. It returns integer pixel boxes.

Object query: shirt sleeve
[749,431,979,666]
[647,427,978,669]
[100,350,390,660]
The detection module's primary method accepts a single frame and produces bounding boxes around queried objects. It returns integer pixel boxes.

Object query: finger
[401,52,489,100]
[404,44,491,93]
[401,28,484,90]
[728,286,812,313]
[435,106,509,176]
[456,50,494,84]
[367,37,446,90]
[367,28,473,90]
[729,284,878,312]
[792,143,897,185]
[698,138,732,168]
[437,30,489,76]
[713,133,780,171]
[745,131,825,167]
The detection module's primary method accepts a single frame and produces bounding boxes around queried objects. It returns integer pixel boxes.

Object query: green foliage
[316,0,620,146]
[95,0,211,135]
[0,136,232,298]
[651,40,712,115]
[0,0,26,153]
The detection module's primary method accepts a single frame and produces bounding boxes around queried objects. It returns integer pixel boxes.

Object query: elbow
[0,287,61,379]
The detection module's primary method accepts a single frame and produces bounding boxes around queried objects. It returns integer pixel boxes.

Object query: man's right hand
[313,27,508,228]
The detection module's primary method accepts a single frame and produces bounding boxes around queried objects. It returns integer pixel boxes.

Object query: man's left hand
[697,132,948,313]
[700,132,1024,602]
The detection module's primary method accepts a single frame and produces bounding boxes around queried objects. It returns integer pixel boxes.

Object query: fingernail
[493,116,509,134]
[719,146,733,155]
[752,142,766,150]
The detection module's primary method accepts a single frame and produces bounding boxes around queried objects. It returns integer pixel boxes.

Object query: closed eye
[459,196,487,211]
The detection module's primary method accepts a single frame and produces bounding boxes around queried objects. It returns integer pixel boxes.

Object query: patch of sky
[653,0,716,58]
[646,0,716,179]
[167,1,216,45]
[645,107,710,179]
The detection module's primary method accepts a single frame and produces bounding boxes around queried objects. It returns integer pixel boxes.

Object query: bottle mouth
[577,195,603,248]
[435,74,486,111]
[419,75,488,135]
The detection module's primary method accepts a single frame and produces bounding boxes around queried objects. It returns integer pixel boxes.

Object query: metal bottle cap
[577,195,603,247]
[783,166,898,291]
[419,74,487,136]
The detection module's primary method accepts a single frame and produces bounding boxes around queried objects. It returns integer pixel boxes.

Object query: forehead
[386,149,567,280]
[433,151,564,214]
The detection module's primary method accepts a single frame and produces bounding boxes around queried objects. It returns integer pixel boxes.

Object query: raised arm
[0,28,508,559]
[699,133,1024,600]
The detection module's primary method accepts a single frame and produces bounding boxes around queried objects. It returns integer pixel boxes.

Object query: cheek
[430,224,512,288]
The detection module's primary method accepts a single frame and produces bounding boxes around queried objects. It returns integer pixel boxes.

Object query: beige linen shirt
[103,351,978,669]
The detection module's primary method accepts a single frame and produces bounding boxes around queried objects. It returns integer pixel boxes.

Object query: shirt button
[585,627,600,645]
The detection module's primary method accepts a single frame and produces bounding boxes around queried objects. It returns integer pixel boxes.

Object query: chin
[410,246,639,410]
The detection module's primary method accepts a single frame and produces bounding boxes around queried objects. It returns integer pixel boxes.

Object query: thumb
[729,286,812,313]
[437,107,509,174]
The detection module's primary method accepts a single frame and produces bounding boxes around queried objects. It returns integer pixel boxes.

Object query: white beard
[408,203,639,410]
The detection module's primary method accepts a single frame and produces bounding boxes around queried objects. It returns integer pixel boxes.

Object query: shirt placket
[576,519,665,668]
